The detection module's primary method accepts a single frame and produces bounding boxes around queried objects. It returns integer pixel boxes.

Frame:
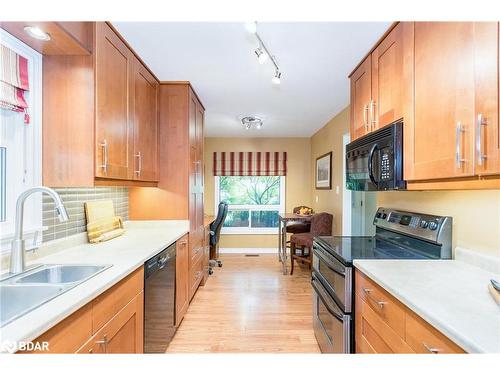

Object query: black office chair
[208,201,228,274]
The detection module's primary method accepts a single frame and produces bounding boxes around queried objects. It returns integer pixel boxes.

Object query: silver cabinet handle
[370,100,377,131]
[135,152,142,176]
[99,140,108,173]
[95,334,108,353]
[422,342,440,354]
[455,122,466,169]
[476,114,487,166]
[363,104,369,132]
[362,288,387,308]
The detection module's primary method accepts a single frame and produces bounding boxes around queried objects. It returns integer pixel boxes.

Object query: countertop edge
[0,225,189,350]
[352,260,484,354]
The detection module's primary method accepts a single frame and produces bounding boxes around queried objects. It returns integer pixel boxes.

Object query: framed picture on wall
[315,152,332,190]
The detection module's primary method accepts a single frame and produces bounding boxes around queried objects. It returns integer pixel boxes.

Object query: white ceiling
[113,22,391,137]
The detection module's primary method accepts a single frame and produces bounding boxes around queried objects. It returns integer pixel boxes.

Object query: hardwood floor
[167,254,320,353]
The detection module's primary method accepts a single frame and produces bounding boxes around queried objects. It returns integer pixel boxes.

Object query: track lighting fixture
[254,47,268,64]
[272,70,281,85]
[244,22,283,84]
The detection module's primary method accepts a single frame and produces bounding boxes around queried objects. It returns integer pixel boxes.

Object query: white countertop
[0,220,189,350]
[353,259,500,353]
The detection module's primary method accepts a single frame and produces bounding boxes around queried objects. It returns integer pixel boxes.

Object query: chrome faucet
[10,187,69,274]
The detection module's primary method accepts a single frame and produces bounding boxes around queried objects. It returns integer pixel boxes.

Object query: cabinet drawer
[189,254,204,301]
[92,266,144,333]
[22,304,93,354]
[355,270,406,337]
[355,294,414,353]
[189,242,204,266]
[405,310,465,354]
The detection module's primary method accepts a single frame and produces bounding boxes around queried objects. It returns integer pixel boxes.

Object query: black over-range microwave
[346,120,405,191]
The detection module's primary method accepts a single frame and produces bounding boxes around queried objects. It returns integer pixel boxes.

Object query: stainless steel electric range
[311,207,453,353]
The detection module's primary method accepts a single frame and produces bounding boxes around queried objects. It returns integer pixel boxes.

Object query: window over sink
[215,176,285,234]
[0,30,42,253]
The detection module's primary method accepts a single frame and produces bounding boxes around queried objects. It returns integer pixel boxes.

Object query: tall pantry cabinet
[129,82,206,325]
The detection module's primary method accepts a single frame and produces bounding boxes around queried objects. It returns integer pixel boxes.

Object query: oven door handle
[368,143,379,187]
[313,248,346,276]
[311,277,345,322]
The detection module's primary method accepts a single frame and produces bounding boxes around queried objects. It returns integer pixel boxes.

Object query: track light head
[254,48,268,64]
[244,22,257,34]
[272,70,282,85]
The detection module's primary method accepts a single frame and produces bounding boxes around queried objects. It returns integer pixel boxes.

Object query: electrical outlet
[336,186,340,194]
[315,195,319,203]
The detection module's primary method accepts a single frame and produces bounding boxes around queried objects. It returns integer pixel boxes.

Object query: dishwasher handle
[145,243,176,279]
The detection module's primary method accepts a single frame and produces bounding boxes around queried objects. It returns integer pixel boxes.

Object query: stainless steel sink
[0,264,111,327]
[14,265,108,284]
[0,284,65,327]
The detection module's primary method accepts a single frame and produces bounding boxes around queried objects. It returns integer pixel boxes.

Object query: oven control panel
[373,207,452,253]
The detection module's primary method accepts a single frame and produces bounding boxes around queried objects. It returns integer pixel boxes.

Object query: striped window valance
[0,44,30,123]
[213,152,287,176]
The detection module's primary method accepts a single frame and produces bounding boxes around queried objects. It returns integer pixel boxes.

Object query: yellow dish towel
[85,200,125,243]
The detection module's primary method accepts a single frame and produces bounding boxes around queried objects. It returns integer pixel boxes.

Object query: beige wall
[377,190,500,257]
[310,106,350,235]
[204,137,311,248]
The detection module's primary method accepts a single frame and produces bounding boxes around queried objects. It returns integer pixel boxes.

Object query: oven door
[312,243,351,312]
[312,272,351,353]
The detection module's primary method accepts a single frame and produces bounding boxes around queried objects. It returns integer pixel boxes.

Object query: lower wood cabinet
[23,266,144,354]
[175,235,190,326]
[355,270,465,354]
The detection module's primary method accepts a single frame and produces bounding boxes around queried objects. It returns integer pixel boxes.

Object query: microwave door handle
[368,144,378,187]
[311,278,345,321]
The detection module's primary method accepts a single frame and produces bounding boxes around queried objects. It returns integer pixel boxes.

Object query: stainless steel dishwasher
[144,243,176,353]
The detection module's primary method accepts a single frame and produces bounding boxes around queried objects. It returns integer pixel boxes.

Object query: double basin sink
[0,264,111,327]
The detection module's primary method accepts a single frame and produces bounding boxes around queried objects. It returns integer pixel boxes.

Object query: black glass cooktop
[315,229,441,266]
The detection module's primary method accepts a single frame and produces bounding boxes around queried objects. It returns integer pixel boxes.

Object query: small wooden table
[278,213,312,275]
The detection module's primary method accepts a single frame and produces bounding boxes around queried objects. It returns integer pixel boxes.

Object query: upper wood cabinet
[350,22,413,141]
[130,56,159,182]
[95,22,133,180]
[410,22,475,180]
[42,22,159,187]
[350,56,372,140]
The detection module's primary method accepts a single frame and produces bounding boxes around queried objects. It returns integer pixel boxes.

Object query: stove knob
[419,220,428,229]
[428,221,438,231]
[382,213,387,219]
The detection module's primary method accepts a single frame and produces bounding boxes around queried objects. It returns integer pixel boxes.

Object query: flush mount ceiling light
[23,26,51,41]
[241,116,263,130]
[244,22,282,85]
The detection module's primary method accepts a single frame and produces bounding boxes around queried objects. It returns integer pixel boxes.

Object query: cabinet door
[131,56,159,181]
[474,22,500,175]
[410,22,475,180]
[95,22,133,180]
[175,235,190,326]
[371,23,413,130]
[78,291,144,354]
[350,56,372,140]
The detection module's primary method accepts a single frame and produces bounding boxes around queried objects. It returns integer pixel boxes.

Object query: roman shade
[0,44,30,123]
[213,152,287,176]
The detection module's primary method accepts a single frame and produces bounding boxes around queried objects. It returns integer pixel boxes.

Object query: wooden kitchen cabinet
[175,235,190,326]
[355,270,465,354]
[350,22,413,141]
[23,266,144,354]
[129,82,207,302]
[409,22,475,180]
[95,22,134,180]
[41,22,159,187]
[78,292,144,354]
[131,55,159,182]
[350,56,372,140]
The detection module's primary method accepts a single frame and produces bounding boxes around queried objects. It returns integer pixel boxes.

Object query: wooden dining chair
[289,212,333,275]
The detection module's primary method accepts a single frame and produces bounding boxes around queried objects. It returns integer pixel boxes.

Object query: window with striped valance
[213,152,287,176]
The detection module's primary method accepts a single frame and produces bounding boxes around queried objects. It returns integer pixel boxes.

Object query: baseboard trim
[220,247,278,254]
